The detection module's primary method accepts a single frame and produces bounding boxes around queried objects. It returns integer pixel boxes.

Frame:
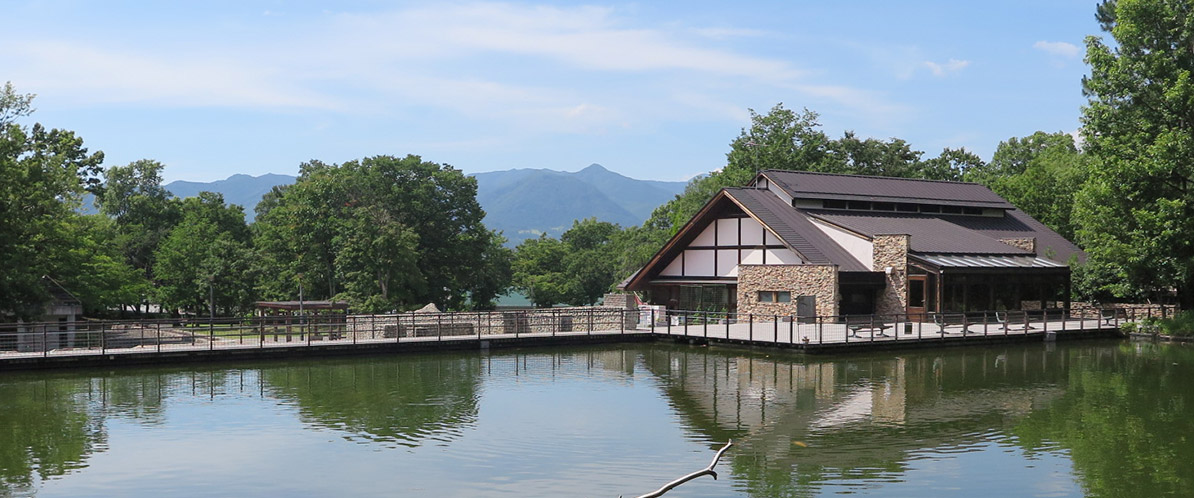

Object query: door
[907,275,927,321]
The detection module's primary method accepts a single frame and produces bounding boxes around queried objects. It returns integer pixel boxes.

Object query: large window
[758,291,791,303]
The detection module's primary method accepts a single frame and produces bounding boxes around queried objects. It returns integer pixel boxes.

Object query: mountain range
[126,164,687,244]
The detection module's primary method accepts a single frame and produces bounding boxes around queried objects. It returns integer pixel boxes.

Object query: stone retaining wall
[344,307,631,339]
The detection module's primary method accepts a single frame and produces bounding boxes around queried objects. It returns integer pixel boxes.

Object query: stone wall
[873,234,909,317]
[737,265,838,319]
[602,293,640,329]
[344,307,632,339]
[999,237,1036,253]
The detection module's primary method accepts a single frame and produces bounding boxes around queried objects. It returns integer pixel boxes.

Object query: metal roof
[946,209,1084,264]
[915,254,1067,269]
[806,210,1031,255]
[762,170,1013,209]
[725,188,870,271]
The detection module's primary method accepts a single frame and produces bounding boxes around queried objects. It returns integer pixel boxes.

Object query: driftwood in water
[635,440,733,498]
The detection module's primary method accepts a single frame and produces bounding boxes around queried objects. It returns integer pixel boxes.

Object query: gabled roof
[760,170,1013,209]
[806,210,1031,255]
[726,189,868,270]
[620,187,868,290]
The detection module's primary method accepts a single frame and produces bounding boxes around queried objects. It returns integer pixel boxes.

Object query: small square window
[758,291,791,303]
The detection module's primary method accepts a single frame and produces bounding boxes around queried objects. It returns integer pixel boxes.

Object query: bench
[848,323,893,338]
[995,311,1035,332]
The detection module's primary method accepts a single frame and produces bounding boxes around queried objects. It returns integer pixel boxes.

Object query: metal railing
[0,307,639,359]
[0,304,1150,360]
[644,305,1142,346]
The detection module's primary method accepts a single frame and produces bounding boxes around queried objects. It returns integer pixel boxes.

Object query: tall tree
[0,82,108,320]
[154,192,255,315]
[254,155,509,311]
[97,159,181,310]
[1075,0,1194,306]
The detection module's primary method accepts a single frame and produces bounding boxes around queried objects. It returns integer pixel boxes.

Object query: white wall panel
[660,255,684,276]
[741,249,764,265]
[684,249,716,276]
[810,218,872,270]
[764,230,781,245]
[716,218,739,245]
[717,250,739,277]
[741,217,764,245]
[692,222,716,246]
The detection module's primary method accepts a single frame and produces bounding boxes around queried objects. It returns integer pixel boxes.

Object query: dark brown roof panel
[807,210,1031,255]
[763,170,1013,209]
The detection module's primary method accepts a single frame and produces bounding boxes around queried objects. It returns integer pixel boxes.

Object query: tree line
[1,84,510,320]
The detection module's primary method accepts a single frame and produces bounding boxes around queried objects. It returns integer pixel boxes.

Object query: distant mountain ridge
[131,164,685,243]
[165,173,297,222]
[472,164,686,245]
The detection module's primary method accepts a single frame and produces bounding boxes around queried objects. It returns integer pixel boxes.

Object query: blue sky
[4,1,1098,183]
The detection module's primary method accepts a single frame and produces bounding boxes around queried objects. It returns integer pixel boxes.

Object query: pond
[1,340,1191,497]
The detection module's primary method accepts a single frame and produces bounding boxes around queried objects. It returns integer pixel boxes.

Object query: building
[620,170,1082,319]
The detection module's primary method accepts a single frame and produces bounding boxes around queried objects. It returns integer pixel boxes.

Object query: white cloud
[0,2,904,134]
[923,58,970,77]
[1034,40,1080,58]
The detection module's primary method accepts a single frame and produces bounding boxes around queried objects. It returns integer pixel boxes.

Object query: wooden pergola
[254,301,350,341]
[254,300,350,316]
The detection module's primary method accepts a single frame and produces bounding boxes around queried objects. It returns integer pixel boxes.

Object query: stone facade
[999,237,1036,253]
[873,234,909,317]
[737,264,838,319]
[344,306,632,340]
[602,293,640,329]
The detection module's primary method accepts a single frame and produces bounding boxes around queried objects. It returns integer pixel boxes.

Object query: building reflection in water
[640,344,1072,492]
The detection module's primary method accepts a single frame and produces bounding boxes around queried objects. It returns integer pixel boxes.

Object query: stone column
[873,234,910,317]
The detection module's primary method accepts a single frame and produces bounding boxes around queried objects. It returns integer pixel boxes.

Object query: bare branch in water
[635,440,733,498]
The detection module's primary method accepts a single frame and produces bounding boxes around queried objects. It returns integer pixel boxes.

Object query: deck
[0,309,1126,370]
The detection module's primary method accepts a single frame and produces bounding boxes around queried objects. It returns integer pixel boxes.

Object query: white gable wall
[656,215,807,279]
[810,218,873,270]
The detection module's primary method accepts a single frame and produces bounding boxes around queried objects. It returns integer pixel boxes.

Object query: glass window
[757,291,791,303]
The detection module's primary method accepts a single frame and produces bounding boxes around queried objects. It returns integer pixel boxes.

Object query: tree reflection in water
[261,355,482,448]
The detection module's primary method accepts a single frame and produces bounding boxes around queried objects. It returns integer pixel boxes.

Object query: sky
[3,1,1100,183]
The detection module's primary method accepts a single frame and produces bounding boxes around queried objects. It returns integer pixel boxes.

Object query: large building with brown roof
[620,170,1081,319]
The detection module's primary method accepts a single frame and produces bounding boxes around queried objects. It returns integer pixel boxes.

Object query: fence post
[774,314,778,343]
[982,312,988,336]
[589,307,594,335]
[101,321,106,354]
[703,312,708,339]
[42,324,48,358]
[749,314,753,342]
[651,308,655,335]
[210,320,215,351]
[157,320,162,353]
[789,315,794,344]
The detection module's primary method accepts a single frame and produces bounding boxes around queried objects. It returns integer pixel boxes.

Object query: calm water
[1,340,1192,497]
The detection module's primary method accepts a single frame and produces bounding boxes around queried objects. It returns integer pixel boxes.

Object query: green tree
[0,82,108,320]
[1075,0,1194,306]
[96,159,181,310]
[254,155,508,311]
[511,235,570,307]
[512,218,621,307]
[969,132,1087,242]
[154,192,255,315]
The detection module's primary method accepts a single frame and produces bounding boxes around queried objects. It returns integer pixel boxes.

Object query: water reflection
[260,355,483,448]
[0,341,1192,497]
[641,345,1080,495]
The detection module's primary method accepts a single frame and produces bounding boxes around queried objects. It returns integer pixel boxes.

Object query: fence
[0,304,1155,359]
[0,307,637,357]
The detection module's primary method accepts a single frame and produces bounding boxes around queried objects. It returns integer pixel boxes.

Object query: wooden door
[907,275,927,322]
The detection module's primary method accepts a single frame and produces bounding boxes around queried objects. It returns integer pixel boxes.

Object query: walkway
[0,309,1125,370]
